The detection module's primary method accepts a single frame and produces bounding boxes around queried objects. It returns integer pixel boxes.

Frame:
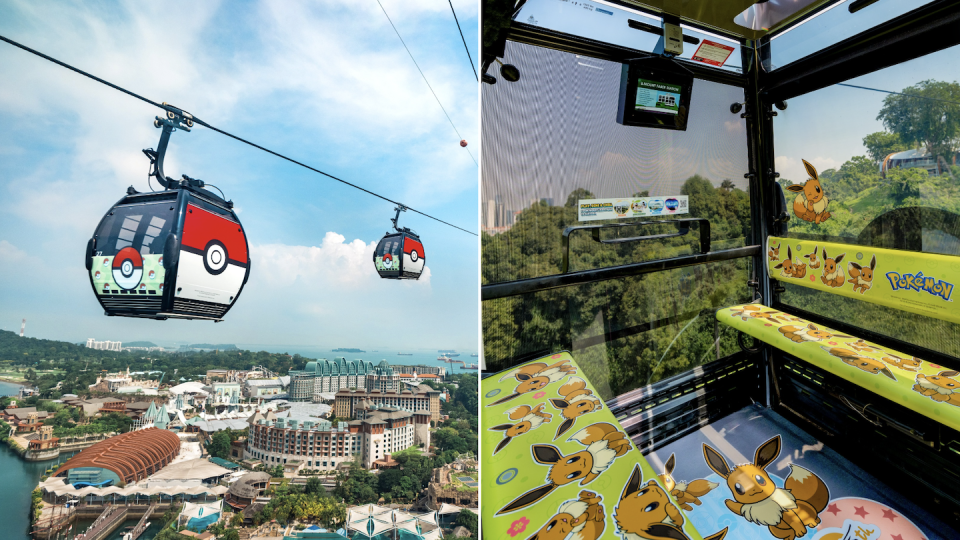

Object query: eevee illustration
[802,247,820,269]
[778,323,853,344]
[787,159,831,224]
[731,305,783,324]
[615,464,728,540]
[488,403,553,455]
[848,339,882,354]
[913,371,960,406]
[820,347,897,380]
[489,359,577,407]
[819,248,845,288]
[881,354,922,372]
[496,422,632,515]
[847,255,877,294]
[550,376,602,440]
[703,435,829,540]
[525,490,606,540]
[658,453,720,512]
[773,247,806,279]
[768,243,781,262]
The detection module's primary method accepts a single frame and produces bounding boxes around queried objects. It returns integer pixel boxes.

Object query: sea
[0,381,164,540]
[233,347,479,372]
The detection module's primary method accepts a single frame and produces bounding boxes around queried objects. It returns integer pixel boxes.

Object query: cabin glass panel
[91,201,175,296]
[513,0,743,73]
[766,0,936,71]
[772,44,960,357]
[482,41,754,386]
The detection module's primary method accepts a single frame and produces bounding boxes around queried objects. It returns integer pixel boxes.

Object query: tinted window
[94,202,175,257]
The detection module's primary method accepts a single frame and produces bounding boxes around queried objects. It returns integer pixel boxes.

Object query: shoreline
[0,378,26,387]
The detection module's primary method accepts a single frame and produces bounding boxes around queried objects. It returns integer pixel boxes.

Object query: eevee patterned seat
[719,236,960,431]
[482,352,729,540]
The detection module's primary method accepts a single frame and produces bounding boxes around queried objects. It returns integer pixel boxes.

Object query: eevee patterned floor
[647,404,950,540]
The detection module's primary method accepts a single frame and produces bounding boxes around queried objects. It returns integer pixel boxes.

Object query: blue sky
[0,0,479,351]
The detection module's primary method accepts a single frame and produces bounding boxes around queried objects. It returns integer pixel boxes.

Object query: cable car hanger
[0,33,477,236]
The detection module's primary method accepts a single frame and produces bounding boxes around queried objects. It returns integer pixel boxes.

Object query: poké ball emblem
[102,258,109,267]
[112,246,144,290]
[94,271,102,280]
[409,249,419,262]
[202,240,229,275]
[149,270,156,280]
[139,283,147,291]
[159,283,164,292]
[158,255,163,266]
[382,253,394,269]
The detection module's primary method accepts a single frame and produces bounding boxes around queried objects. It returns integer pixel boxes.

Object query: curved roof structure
[227,472,272,499]
[300,357,393,376]
[53,427,180,486]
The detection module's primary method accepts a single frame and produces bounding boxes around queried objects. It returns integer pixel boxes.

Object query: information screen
[616,57,693,131]
[635,78,681,115]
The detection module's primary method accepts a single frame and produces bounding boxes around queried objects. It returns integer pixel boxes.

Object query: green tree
[207,430,231,459]
[455,510,478,536]
[862,131,910,163]
[305,476,326,496]
[565,188,595,207]
[878,79,960,167]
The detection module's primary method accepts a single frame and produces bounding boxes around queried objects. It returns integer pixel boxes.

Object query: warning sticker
[578,196,689,222]
[691,40,735,67]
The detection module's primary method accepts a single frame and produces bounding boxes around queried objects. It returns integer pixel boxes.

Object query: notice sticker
[578,196,689,221]
[691,40,735,67]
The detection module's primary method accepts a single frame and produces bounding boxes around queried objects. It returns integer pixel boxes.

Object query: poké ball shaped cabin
[86,186,250,321]
[374,231,426,280]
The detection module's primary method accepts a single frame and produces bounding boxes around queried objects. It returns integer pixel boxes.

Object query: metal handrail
[561,218,711,273]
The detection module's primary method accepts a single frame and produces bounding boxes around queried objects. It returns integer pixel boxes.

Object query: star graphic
[881,508,897,521]
[854,505,869,518]
[891,534,904,540]
[826,503,840,516]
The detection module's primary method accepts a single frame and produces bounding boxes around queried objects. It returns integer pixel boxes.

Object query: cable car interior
[480,1,960,539]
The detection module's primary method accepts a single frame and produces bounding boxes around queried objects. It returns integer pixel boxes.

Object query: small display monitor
[616,57,694,131]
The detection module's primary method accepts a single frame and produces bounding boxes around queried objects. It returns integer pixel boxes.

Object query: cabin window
[93,202,175,257]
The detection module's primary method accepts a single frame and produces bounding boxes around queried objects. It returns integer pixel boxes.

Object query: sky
[0,0,480,352]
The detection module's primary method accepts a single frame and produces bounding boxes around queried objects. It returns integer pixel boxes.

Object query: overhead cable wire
[0,33,477,236]
[447,0,479,81]
[375,0,478,166]
[836,83,960,106]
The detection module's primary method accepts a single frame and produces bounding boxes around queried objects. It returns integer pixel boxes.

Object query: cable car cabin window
[772,43,960,357]
[763,0,934,71]
[482,41,754,388]
[94,202,174,258]
[513,0,743,73]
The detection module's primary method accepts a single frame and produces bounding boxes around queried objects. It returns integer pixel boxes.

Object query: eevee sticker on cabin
[787,159,831,224]
[703,435,830,540]
[488,357,577,407]
[524,490,607,540]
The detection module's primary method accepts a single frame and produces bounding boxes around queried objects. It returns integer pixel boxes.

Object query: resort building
[86,338,122,351]
[287,358,400,402]
[244,378,287,399]
[224,471,271,510]
[52,427,180,486]
[334,385,441,422]
[1,406,50,432]
[243,404,430,470]
[391,364,446,378]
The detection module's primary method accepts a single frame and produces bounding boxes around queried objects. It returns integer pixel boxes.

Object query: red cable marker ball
[460,139,468,147]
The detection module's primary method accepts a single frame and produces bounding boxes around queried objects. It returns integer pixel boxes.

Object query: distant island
[332,348,365,353]
[124,341,158,348]
[186,343,239,350]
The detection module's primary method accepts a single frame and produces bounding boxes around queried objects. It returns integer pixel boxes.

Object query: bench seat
[482,351,725,540]
[718,304,960,432]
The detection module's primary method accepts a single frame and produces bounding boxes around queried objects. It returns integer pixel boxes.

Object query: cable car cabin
[480,1,960,539]
[87,185,249,321]
[374,231,426,279]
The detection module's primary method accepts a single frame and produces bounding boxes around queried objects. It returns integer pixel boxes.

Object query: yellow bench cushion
[718,304,960,431]
[766,236,958,325]
[481,351,726,540]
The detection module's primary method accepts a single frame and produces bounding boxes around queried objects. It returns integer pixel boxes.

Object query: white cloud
[724,120,743,133]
